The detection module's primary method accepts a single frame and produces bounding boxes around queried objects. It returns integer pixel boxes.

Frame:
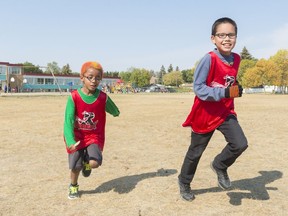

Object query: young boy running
[178,17,248,201]
[64,61,120,199]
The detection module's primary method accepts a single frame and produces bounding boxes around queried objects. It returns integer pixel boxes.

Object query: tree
[22,62,43,73]
[175,66,180,71]
[181,68,194,83]
[242,59,280,88]
[240,47,254,60]
[104,71,119,77]
[167,64,173,73]
[163,71,183,87]
[269,49,288,93]
[119,71,132,82]
[181,61,199,83]
[46,62,61,74]
[129,68,151,87]
[158,65,166,84]
[238,59,257,84]
[61,64,72,75]
[149,70,156,77]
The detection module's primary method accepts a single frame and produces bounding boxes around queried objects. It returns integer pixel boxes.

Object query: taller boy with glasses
[178,17,248,201]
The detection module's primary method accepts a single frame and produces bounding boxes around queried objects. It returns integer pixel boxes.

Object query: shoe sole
[68,196,80,200]
[180,195,195,202]
[210,162,231,190]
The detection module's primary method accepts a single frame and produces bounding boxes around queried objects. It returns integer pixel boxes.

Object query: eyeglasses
[84,76,101,82]
[215,33,237,39]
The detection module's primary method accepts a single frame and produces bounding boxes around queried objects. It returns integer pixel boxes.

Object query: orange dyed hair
[80,61,103,77]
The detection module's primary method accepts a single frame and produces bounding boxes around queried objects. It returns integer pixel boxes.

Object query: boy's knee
[89,160,100,168]
[240,143,248,153]
[238,139,248,153]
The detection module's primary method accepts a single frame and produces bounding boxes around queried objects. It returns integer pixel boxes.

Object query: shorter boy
[63,61,120,199]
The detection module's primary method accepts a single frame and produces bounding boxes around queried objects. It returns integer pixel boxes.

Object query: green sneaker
[82,162,91,177]
[68,184,79,199]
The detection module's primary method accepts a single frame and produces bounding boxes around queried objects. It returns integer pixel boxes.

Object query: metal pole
[6,66,9,93]
[48,65,62,94]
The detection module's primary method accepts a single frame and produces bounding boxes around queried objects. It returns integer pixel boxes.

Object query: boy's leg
[87,144,103,168]
[179,131,214,184]
[178,131,214,201]
[71,169,81,185]
[82,144,103,177]
[211,115,248,189]
[68,150,83,199]
[214,115,248,170]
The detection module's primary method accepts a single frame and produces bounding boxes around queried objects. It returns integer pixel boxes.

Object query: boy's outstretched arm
[106,96,120,117]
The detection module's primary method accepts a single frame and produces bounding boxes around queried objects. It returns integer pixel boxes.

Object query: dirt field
[0,92,287,216]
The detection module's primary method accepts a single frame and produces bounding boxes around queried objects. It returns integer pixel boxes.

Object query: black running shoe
[210,162,231,190]
[178,180,195,201]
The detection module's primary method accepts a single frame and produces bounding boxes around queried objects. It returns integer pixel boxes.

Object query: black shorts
[68,144,103,170]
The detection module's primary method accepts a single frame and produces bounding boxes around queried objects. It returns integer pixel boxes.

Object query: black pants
[178,115,248,184]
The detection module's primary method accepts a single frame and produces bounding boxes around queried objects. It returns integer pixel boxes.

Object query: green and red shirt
[64,88,120,153]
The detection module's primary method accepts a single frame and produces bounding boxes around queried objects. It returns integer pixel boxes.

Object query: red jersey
[66,90,107,153]
[182,52,240,133]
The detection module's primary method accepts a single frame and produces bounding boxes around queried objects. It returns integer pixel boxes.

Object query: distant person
[178,17,248,201]
[63,61,120,199]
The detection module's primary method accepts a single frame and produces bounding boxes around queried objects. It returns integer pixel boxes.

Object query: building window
[37,78,44,84]
[10,67,21,75]
[0,66,6,75]
[45,78,54,84]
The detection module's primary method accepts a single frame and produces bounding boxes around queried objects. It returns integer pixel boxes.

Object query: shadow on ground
[81,168,177,195]
[81,169,282,206]
[193,170,283,205]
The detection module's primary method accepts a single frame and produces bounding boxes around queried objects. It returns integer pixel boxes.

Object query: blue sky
[1,0,288,73]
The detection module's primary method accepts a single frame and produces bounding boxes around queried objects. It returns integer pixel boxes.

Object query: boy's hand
[225,85,243,98]
[68,141,80,151]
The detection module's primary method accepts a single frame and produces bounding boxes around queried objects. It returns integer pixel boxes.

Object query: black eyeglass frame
[214,33,237,39]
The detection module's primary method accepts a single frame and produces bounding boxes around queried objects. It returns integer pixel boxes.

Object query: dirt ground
[0,92,287,216]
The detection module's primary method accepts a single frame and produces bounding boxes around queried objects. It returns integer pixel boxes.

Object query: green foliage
[181,68,194,83]
[104,71,120,78]
[61,64,72,75]
[167,64,173,73]
[238,59,257,83]
[158,65,166,84]
[240,49,288,93]
[23,62,43,73]
[269,49,288,88]
[119,71,132,82]
[160,65,166,74]
[46,62,61,74]
[242,59,281,88]
[129,68,151,87]
[240,46,255,60]
[163,71,183,86]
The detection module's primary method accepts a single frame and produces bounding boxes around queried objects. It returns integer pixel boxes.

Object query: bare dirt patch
[0,93,287,216]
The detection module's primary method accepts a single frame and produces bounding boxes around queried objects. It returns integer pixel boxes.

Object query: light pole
[6,65,9,93]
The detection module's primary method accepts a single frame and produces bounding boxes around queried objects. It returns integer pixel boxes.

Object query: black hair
[211,17,237,36]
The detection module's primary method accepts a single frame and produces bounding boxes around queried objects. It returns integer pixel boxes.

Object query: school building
[0,62,120,93]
